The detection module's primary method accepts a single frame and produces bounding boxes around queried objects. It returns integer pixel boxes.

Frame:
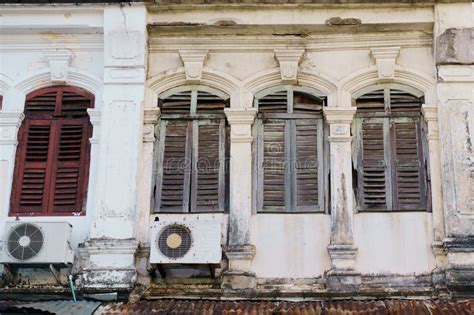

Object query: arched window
[10,86,94,216]
[353,86,429,211]
[154,88,229,213]
[254,86,326,212]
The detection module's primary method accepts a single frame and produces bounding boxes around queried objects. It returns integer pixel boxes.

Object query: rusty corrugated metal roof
[0,300,102,315]
[97,299,474,315]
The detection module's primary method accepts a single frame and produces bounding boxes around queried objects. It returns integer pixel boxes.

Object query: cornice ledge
[179,49,209,83]
[323,107,356,124]
[370,46,400,81]
[224,108,257,125]
[274,49,305,84]
[144,108,161,125]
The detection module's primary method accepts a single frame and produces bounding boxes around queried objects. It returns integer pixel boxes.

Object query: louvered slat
[196,91,226,112]
[19,169,46,209]
[355,89,385,113]
[262,119,286,210]
[393,120,425,209]
[159,121,191,211]
[193,121,222,211]
[295,120,319,209]
[25,91,57,113]
[361,120,387,210]
[390,90,422,112]
[61,91,91,116]
[25,125,51,162]
[160,91,192,113]
[293,92,324,114]
[258,91,288,113]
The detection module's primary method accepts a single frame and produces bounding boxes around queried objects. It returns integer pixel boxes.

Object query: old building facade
[0,0,473,301]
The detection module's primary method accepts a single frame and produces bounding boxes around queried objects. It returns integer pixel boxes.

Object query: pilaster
[434,5,474,294]
[222,108,257,291]
[421,105,448,274]
[0,112,24,218]
[78,5,146,291]
[323,107,360,291]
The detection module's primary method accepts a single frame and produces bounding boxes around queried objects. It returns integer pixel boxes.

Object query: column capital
[224,108,257,125]
[421,104,438,122]
[0,112,25,145]
[323,107,356,125]
[87,109,102,126]
[144,108,161,125]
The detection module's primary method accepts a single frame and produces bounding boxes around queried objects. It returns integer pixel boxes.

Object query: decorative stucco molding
[146,67,240,108]
[179,50,209,83]
[0,112,25,145]
[44,49,73,83]
[370,46,401,81]
[143,108,161,143]
[274,49,304,84]
[224,108,257,143]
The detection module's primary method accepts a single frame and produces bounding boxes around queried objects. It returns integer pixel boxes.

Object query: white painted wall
[251,214,331,278]
[354,213,436,274]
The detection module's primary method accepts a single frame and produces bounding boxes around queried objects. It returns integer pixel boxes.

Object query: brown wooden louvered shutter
[391,118,426,210]
[156,120,192,212]
[10,86,93,216]
[294,119,322,211]
[155,90,229,213]
[260,118,287,211]
[257,89,324,212]
[355,88,427,211]
[191,119,226,212]
[357,118,388,210]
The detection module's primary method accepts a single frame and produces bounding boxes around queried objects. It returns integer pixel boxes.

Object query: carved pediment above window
[274,49,304,84]
[44,49,73,84]
[370,46,400,81]
[179,50,209,83]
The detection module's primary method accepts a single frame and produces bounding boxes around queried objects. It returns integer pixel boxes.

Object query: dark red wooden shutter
[49,119,91,213]
[10,86,93,216]
[11,120,53,214]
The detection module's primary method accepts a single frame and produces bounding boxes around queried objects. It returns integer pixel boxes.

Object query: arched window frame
[153,86,230,213]
[352,83,430,212]
[254,85,327,213]
[10,85,94,216]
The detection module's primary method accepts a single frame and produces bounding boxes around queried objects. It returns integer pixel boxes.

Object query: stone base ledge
[76,238,139,292]
[221,270,257,291]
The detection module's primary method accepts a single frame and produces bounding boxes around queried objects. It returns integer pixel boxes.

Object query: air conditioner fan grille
[7,223,44,261]
[157,224,192,259]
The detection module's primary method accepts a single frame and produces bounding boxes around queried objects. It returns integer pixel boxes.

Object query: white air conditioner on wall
[150,214,223,264]
[1,222,74,264]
